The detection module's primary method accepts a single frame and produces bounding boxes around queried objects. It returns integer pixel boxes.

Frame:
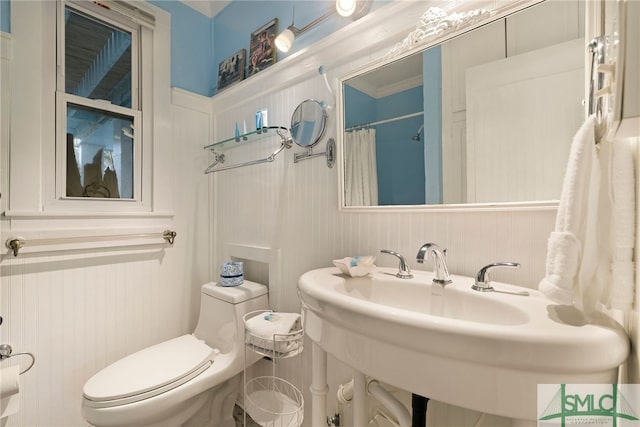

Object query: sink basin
[332,274,529,326]
[298,267,629,421]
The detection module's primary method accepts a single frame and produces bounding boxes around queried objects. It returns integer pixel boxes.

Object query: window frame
[51,0,151,212]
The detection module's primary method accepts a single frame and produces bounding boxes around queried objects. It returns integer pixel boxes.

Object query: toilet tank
[193,281,269,354]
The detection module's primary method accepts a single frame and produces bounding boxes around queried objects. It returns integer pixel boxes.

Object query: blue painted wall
[344,85,375,128]
[150,1,213,96]
[149,0,388,95]
[1,0,9,33]
[212,1,385,95]
[376,86,425,205]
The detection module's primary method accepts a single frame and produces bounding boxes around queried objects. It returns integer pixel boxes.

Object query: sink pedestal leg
[311,342,329,427]
[353,371,367,426]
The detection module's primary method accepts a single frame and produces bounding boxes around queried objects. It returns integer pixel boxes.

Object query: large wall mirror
[339,1,586,209]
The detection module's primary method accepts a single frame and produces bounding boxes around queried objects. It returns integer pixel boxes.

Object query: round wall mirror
[290,99,327,148]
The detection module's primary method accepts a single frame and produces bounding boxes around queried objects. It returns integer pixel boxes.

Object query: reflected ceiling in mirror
[340,0,586,209]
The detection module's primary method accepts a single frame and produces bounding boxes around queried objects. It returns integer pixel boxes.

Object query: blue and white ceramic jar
[220,261,244,287]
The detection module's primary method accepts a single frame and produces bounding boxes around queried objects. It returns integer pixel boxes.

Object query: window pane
[66,104,134,199]
[65,7,132,108]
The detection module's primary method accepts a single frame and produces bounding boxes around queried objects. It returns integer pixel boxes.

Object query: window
[56,1,146,203]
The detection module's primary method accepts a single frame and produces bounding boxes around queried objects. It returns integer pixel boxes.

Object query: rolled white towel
[538,231,581,305]
[245,312,302,354]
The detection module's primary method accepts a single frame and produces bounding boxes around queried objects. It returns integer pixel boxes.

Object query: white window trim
[46,0,152,213]
[6,0,172,222]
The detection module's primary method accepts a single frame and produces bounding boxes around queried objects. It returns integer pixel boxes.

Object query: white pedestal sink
[298,267,629,422]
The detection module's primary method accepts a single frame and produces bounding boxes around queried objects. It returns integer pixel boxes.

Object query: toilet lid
[83,335,214,406]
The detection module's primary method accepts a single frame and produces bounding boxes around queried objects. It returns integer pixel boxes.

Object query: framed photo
[217,49,246,91]
[248,18,278,76]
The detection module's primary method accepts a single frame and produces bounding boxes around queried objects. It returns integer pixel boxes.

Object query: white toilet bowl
[82,281,269,427]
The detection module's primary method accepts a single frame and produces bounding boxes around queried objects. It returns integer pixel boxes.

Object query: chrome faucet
[472,262,521,292]
[416,243,452,285]
[380,249,413,279]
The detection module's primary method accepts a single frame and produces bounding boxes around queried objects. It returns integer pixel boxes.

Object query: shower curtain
[345,128,378,206]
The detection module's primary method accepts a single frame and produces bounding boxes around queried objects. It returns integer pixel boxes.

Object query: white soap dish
[332,256,376,277]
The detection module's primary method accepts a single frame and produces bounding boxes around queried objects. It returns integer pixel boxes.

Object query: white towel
[539,115,636,314]
[245,312,302,354]
[539,116,599,306]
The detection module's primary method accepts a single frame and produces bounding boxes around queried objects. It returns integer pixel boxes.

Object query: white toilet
[82,280,269,427]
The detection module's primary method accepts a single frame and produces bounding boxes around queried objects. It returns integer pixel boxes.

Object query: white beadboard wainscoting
[208,38,558,314]
[210,73,559,426]
[1,250,189,425]
[0,89,211,426]
[207,2,640,423]
[208,30,560,427]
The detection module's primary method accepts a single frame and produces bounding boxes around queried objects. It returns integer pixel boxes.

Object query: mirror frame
[337,0,592,213]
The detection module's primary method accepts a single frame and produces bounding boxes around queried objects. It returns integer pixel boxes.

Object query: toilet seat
[83,335,215,408]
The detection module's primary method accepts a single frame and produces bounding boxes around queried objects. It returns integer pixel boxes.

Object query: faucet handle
[472,262,521,292]
[380,249,413,279]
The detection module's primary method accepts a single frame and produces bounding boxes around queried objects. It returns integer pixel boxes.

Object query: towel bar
[5,230,177,256]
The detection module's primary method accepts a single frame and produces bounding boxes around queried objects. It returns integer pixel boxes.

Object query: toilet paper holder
[0,344,35,375]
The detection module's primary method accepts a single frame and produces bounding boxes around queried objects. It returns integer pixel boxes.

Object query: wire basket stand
[243,310,304,427]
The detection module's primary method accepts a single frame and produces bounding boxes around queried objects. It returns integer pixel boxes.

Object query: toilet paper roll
[0,366,20,419]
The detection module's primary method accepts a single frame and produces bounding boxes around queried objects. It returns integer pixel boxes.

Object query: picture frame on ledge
[248,18,278,76]
[217,49,246,91]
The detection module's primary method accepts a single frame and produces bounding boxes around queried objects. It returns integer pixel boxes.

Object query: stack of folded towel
[245,312,302,354]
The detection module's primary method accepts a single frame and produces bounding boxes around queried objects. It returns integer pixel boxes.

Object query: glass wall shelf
[203,126,289,150]
[203,126,292,174]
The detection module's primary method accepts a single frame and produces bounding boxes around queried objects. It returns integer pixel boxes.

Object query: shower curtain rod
[345,111,423,132]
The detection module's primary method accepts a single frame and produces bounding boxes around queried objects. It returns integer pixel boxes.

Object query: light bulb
[275,28,295,52]
[336,0,356,17]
